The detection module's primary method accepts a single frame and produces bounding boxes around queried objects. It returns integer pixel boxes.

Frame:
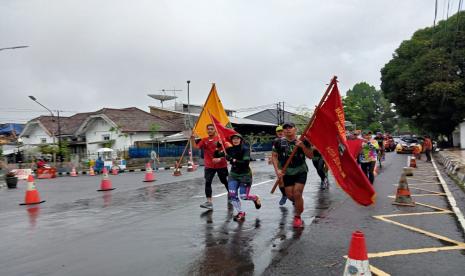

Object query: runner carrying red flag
[304,78,376,206]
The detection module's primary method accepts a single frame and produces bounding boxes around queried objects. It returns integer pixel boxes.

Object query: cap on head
[282,122,295,128]
[275,125,283,132]
[230,133,243,140]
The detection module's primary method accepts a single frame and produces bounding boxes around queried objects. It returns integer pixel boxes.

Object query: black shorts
[283,172,307,187]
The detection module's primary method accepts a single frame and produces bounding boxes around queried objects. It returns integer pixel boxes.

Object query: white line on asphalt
[212,179,274,198]
[431,158,465,233]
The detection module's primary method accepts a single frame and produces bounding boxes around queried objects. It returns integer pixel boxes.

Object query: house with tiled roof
[20,107,182,156]
[75,107,180,153]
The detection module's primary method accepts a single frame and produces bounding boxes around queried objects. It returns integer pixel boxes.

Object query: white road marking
[431,158,465,233]
[212,179,274,198]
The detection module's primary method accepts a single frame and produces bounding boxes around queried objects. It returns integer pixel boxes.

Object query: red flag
[305,83,375,206]
[210,114,238,144]
[346,139,363,159]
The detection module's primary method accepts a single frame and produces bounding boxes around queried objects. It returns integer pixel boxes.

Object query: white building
[453,122,465,149]
[20,107,181,157]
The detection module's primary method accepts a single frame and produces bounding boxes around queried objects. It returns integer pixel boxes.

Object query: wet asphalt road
[0,160,328,276]
[1,154,465,275]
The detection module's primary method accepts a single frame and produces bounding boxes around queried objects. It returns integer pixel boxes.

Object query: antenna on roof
[148,88,181,108]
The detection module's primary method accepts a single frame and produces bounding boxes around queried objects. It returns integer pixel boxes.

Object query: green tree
[381,11,465,137]
[343,82,397,133]
[293,105,313,134]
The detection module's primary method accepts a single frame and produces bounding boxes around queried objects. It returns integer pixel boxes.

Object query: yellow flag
[193,83,230,138]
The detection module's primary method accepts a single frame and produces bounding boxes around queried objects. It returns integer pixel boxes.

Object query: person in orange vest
[423,135,433,162]
[413,144,422,160]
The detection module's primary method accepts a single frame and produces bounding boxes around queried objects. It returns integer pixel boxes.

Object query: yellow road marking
[373,216,465,246]
[370,265,391,276]
[409,188,444,195]
[379,211,453,218]
[388,194,446,198]
[367,245,465,258]
[415,202,450,212]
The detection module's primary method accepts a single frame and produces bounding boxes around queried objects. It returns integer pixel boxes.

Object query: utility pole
[276,102,285,125]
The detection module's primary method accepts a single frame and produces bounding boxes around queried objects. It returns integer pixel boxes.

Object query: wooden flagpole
[174,139,190,171]
[270,76,338,193]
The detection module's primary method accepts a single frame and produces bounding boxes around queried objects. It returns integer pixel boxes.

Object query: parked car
[396,137,421,154]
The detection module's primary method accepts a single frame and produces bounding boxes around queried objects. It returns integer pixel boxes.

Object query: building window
[41,138,47,143]
[102,134,110,141]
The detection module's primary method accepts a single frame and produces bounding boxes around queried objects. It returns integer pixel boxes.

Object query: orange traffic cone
[173,161,182,176]
[97,168,116,191]
[89,166,95,176]
[409,156,417,168]
[70,167,78,177]
[393,173,415,206]
[20,175,46,205]
[143,163,156,182]
[403,167,414,176]
[343,231,371,276]
[111,166,119,175]
[187,161,195,172]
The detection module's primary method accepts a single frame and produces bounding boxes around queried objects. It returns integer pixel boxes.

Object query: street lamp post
[28,96,62,163]
[187,80,194,167]
[0,45,29,51]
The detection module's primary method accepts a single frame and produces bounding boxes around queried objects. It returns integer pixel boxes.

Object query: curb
[431,157,465,234]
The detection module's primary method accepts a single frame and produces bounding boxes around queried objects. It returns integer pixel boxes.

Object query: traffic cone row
[343,231,371,276]
[173,161,182,176]
[392,173,415,206]
[409,156,417,168]
[97,168,116,191]
[403,166,414,176]
[19,175,46,206]
[89,166,95,176]
[187,161,195,172]
[70,167,78,177]
[143,163,156,182]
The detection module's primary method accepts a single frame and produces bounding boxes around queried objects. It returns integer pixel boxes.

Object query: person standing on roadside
[271,122,313,228]
[191,124,229,211]
[423,135,433,162]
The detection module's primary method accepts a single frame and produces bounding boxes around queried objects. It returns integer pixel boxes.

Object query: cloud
[0,0,435,122]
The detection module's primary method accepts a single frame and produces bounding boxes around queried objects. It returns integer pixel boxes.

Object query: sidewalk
[435,149,465,188]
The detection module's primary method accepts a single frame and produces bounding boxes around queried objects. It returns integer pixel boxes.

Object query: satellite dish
[148,94,178,108]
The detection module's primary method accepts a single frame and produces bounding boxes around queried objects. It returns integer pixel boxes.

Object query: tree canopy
[381,11,465,136]
[343,82,397,133]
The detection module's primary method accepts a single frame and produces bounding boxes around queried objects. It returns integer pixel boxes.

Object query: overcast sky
[0,0,444,123]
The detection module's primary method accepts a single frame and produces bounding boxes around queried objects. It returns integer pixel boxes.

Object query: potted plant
[5,171,18,189]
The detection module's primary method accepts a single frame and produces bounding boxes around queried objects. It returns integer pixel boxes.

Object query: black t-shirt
[272,137,310,175]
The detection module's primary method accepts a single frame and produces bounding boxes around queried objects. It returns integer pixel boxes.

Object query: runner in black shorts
[271,122,313,228]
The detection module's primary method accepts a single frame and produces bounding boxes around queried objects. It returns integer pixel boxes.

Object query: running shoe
[253,196,262,209]
[279,195,287,206]
[293,216,304,228]
[200,201,213,210]
[324,178,329,189]
[234,212,246,221]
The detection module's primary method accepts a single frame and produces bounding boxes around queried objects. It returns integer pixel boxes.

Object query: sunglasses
[283,126,294,129]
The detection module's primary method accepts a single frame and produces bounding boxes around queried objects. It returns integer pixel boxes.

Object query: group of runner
[191,122,328,228]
